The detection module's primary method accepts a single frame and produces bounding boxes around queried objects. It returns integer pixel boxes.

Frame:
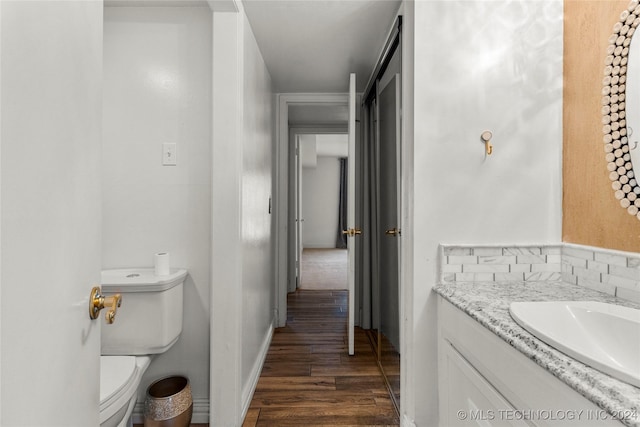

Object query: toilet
[98,268,188,427]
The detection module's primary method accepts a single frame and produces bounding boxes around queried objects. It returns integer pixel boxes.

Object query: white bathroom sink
[509,301,640,387]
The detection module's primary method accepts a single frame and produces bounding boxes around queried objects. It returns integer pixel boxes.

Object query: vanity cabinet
[440,339,530,427]
[437,296,624,427]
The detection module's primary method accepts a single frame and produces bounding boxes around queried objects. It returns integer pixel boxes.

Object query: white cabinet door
[440,342,532,427]
[440,340,533,427]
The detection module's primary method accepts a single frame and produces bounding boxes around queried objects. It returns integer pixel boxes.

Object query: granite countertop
[433,280,640,427]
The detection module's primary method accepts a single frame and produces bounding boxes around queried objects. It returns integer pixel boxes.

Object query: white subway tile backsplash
[448,255,477,264]
[439,244,560,283]
[455,272,494,282]
[586,259,609,274]
[511,264,532,273]
[477,255,517,265]
[439,244,640,303]
[546,254,562,264]
[495,272,525,281]
[578,277,617,296]
[562,270,578,284]
[562,255,588,269]
[628,258,640,268]
[464,264,509,273]
[573,265,602,282]
[563,246,594,260]
[442,264,462,273]
[517,254,546,264]
[442,273,456,283]
[503,247,542,256]
[525,271,562,281]
[594,252,628,267]
[473,247,503,256]
[542,247,562,255]
[616,286,640,303]
[531,263,561,272]
[609,264,640,281]
[443,247,473,256]
[603,274,639,288]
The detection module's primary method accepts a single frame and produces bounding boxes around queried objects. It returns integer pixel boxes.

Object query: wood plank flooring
[243,290,399,427]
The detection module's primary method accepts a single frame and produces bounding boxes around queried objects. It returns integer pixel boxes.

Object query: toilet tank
[100,268,187,356]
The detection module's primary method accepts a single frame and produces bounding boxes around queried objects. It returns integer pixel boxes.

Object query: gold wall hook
[89,286,122,324]
[481,130,493,155]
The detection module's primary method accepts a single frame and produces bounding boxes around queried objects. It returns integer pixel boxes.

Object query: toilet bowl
[98,268,187,427]
[100,356,151,427]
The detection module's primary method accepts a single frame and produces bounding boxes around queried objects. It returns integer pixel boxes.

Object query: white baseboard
[241,319,274,421]
[131,397,209,424]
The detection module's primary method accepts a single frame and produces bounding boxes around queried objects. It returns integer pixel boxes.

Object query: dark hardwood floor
[243,290,399,427]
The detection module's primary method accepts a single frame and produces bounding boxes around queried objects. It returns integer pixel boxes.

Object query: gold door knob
[89,286,122,324]
[342,228,363,237]
[385,227,401,237]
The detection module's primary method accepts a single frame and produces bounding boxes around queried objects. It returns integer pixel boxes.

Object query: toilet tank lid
[101,268,188,292]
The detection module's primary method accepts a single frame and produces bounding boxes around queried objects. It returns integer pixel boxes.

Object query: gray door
[377,73,401,354]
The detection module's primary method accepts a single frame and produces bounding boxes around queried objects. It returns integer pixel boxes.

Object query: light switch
[162,143,177,166]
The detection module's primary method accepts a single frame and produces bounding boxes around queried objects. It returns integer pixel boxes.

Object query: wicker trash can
[144,376,193,427]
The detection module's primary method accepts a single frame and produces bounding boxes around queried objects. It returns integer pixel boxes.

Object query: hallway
[242,290,399,426]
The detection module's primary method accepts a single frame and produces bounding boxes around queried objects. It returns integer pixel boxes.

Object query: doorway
[275,95,350,326]
[296,133,349,291]
[277,89,359,356]
[299,249,347,290]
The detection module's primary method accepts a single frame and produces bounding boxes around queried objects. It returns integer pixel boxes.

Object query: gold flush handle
[385,227,401,237]
[342,228,362,237]
[89,286,122,324]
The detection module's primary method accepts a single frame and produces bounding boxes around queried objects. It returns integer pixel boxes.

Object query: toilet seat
[100,355,151,426]
[100,356,136,411]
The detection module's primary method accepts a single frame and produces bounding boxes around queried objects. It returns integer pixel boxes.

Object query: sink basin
[509,301,640,387]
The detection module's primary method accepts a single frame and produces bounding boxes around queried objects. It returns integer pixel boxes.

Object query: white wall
[404,1,563,425]
[1,1,103,424]
[210,5,275,425]
[316,134,348,157]
[240,5,275,410]
[102,7,212,419]
[300,134,317,167]
[302,157,341,248]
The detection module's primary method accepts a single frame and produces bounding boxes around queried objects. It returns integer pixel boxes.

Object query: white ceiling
[242,0,401,93]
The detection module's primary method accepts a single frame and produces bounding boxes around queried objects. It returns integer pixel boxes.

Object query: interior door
[378,73,401,352]
[377,70,402,408]
[0,1,102,424]
[347,73,357,355]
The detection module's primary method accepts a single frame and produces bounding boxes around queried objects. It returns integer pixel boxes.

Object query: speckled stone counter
[433,280,640,427]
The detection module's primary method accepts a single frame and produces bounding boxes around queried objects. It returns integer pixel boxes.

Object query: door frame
[291,129,349,293]
[274,92,349,327]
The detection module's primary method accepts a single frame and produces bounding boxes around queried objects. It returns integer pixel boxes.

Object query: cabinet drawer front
[440,339,532,427]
